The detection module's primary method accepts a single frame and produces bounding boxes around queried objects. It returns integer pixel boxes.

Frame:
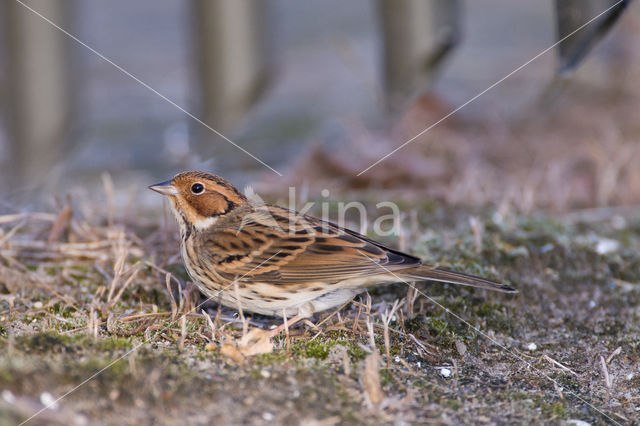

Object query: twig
[102,172,116,228]
[233,280,248,337]
[109,263,142,306]
[543,354,578,376]
[202,309,216,342]
[106,239,128,303]
[47,197,73,244]
[166,273,178,322]
[179,315,187,350]
[606,347,621,364]
[0,219,27,247]
[600,356,612,390]
[380,300,401,368]
[0,212,56,224]
[282,308,290,351]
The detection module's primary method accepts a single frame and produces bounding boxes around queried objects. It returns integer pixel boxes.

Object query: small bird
[150,171,516,324]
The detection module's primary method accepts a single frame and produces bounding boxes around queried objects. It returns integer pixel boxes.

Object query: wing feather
[199,205,420,284]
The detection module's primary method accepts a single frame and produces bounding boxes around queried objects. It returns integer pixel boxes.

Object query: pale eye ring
[191,182,204,194]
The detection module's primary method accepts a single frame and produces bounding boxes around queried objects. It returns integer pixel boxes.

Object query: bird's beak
[149,180,178,196]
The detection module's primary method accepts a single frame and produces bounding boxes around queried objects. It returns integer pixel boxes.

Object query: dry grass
[1,180,639,424]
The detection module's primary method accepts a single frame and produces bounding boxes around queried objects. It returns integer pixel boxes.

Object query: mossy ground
[1,205,639,425]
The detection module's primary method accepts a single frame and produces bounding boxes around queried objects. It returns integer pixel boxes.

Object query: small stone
[526,343,537,351]
[565,420,591,426]
[540,243,554,254]
[595,238,619,255]
[40,392,58,409]
[2,390,15,404]
[33,301,43,309]
[394,356,401,363]
[440,368,452,378]
[262,412,274,421]
[455,341,467,356]
[260,369,270,378]
[588,300,596,309]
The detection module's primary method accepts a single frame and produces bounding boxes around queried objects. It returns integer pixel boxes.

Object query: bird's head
[149,171,247,230]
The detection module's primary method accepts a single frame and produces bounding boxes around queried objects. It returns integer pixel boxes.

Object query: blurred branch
[555,0,631,74]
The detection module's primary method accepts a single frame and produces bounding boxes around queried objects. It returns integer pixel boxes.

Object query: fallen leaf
[220,328,274,363]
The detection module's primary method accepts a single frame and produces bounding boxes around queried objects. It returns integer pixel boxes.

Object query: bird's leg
[268,314,304,337]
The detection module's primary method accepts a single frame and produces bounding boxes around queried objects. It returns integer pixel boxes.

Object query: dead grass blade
[47,197,73,244]
[360,351,383,406]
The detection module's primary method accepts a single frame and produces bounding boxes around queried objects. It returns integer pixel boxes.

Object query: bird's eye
[191,183,204,194]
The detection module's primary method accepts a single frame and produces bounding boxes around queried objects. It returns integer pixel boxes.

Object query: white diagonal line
[357,251,621,425]
[19,250,282,425]
[357,0,626,176]
[14,0,282,177]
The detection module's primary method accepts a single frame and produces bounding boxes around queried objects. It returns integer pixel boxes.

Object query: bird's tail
[400,266,517,293]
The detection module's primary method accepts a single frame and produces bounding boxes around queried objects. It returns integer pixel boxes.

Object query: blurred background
[0,0,638,213]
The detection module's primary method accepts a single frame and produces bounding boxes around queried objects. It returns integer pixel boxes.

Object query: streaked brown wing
[201,205,420,284]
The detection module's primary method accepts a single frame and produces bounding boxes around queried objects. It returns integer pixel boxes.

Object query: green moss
[16,331,84,354]
[517,215,567,236]
[404,316,424,333]
[253,337,369,366]
[287,337,368,362]
[554,373,581,393]
[49,302,76,318]
[13,332,135,356]
[473,302,511,332]
[444,398,462,411]
[389,344,402,356]
[166,263,190,283]
[345,343,366,361]
[427,317,448,335]
[510,392,532,401]
[253,350,290,365]
[379,369,393,386]
[72,356,132,385]
[44,267,61,277]
[97,337,133,351]
[0,367,16,384]
[540,401,567,418]
[299,340,332,360]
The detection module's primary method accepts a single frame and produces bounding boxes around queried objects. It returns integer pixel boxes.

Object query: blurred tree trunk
[378,0,461,106]
[192,0,270,143]
[3,0,74,185]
